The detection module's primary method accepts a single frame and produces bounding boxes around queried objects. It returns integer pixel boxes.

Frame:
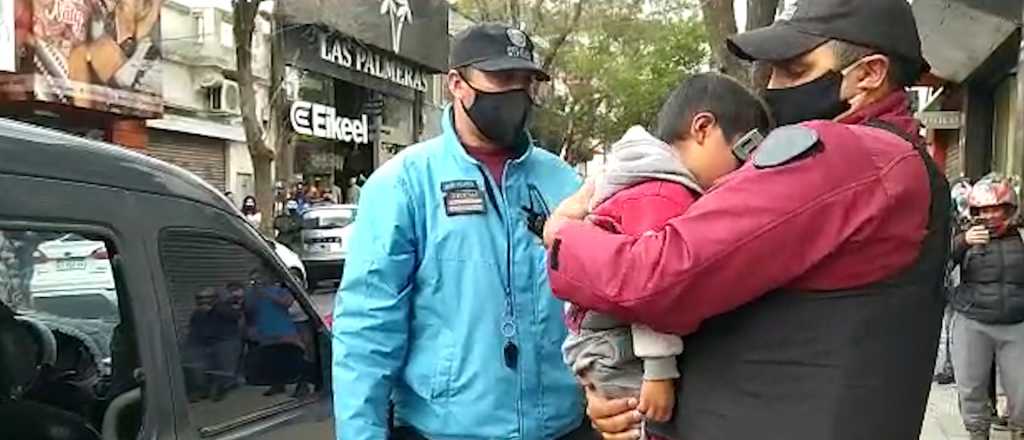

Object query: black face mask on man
[763,70,850,126]
[460,77,533,150]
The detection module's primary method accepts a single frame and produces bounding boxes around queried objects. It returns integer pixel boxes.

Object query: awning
[913,0,1020,83]
[146,114,246,143]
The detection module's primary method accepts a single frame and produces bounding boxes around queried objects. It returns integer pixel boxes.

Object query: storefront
[0,0,162,147]
[914,0,1022,180]
[991,73,1019,178]
[146,129,228,191]
[278,0,448,198]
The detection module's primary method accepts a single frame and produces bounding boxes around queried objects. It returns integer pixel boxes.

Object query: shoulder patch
[753,125,820,169]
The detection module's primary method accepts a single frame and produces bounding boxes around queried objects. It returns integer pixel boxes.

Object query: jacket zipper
[999,238,1007,317]
[476,163,523,437]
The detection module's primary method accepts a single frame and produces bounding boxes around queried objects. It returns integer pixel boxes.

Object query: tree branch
[472,0,493,21]
[529,0,546,34]
[746,0,778,31]
[541,0,584,72]
[745,0,781,90]
[234,0,275,231]
[699,0,748,85]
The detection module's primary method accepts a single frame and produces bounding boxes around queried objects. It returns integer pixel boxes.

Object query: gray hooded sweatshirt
[564,126,702,393]
[589,125,704,211]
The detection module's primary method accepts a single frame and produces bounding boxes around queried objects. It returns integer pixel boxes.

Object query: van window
[0,229,143,440]
[159,230,322,434]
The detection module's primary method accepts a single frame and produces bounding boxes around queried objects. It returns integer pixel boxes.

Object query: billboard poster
[0,0,162,117]
[0,0,13,72]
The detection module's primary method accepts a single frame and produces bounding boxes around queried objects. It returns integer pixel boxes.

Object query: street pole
[1017,12,1024,180]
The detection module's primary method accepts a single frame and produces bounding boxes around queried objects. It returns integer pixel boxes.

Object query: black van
[0,119,335,440]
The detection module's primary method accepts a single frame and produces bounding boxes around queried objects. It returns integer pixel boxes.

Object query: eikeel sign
[290,101,370,144]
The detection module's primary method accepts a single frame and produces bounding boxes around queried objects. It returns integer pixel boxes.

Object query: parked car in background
[31,234,118,320]
[296,204,356,289]
[271,240,307,287]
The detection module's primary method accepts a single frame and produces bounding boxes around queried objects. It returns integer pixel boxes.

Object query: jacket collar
[838,90,921,142]
[441,105,535,167]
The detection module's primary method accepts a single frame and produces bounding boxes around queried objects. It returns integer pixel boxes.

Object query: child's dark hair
[652,72,774,145]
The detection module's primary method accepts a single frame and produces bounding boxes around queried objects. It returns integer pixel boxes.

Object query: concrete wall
[160,1,271,114]
[226,141,256,203]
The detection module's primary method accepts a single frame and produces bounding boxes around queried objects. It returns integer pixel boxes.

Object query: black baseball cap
[450,23,550,81]
[727,0,929,74]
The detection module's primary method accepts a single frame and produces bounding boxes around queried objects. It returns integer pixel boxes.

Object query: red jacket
[566,180,698,331]
[590,180,698,236]
[549,91,930,335]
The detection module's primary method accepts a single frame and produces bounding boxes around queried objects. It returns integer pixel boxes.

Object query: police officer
[543,0,948,439]
[333,24,588,439]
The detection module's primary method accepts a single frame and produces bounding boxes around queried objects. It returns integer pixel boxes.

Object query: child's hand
[638,379,675,422]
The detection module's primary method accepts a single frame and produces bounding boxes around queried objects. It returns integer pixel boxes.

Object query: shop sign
[319,32,429,92]
[290,100,370,144]
[918,111,963,130]
[0,0,162,117]
[280,0,449,72]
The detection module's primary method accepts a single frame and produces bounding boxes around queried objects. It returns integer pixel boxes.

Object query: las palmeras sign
[279,0,449,73]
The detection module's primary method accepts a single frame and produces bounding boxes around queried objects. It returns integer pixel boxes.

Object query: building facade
[914,0,1022,182]
[277,0,449,200]
[146,0,272,201]
[0,0,453,204]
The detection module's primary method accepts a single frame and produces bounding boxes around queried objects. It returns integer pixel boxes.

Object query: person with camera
[950,173,1024,440]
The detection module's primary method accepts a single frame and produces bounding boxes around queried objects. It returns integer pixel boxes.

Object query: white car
[30,234,118,319]
[296,204,356,288]
[30,234,308,313]
[270,239,307,287]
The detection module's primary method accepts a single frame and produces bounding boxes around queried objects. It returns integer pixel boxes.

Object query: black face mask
[763,70,850,126]
[460,79,533,151]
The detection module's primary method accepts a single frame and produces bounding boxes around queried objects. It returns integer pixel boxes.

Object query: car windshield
[303,207,356,229]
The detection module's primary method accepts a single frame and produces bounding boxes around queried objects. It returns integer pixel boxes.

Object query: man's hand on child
[638,379,675,423]
[543,178,595,247]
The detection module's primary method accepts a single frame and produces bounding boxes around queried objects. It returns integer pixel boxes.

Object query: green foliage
[452,0,708,164]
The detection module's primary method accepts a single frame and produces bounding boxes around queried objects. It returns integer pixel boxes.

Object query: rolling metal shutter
[146,130,227,191]
[945,142,962,179]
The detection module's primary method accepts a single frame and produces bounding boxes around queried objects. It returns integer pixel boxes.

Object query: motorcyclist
[950,173,1024,440]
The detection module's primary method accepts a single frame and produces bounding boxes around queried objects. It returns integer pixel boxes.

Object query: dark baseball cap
[727,0,929,74]
[450,23,550,81]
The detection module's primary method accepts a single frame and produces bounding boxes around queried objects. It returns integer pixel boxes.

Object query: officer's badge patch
[753,125,820,169]
[507,28,528,48]
[441,180,486,216]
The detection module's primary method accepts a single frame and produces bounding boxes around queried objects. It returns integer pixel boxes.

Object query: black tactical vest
[650,121,951,440]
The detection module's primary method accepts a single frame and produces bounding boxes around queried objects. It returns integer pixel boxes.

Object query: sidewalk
[921,383,1011,440]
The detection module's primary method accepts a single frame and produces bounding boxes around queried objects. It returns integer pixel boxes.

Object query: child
[562,73,773,436]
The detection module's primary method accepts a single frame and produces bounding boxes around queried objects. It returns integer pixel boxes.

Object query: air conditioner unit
[209,80,241,114]
[196,71,223,89]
